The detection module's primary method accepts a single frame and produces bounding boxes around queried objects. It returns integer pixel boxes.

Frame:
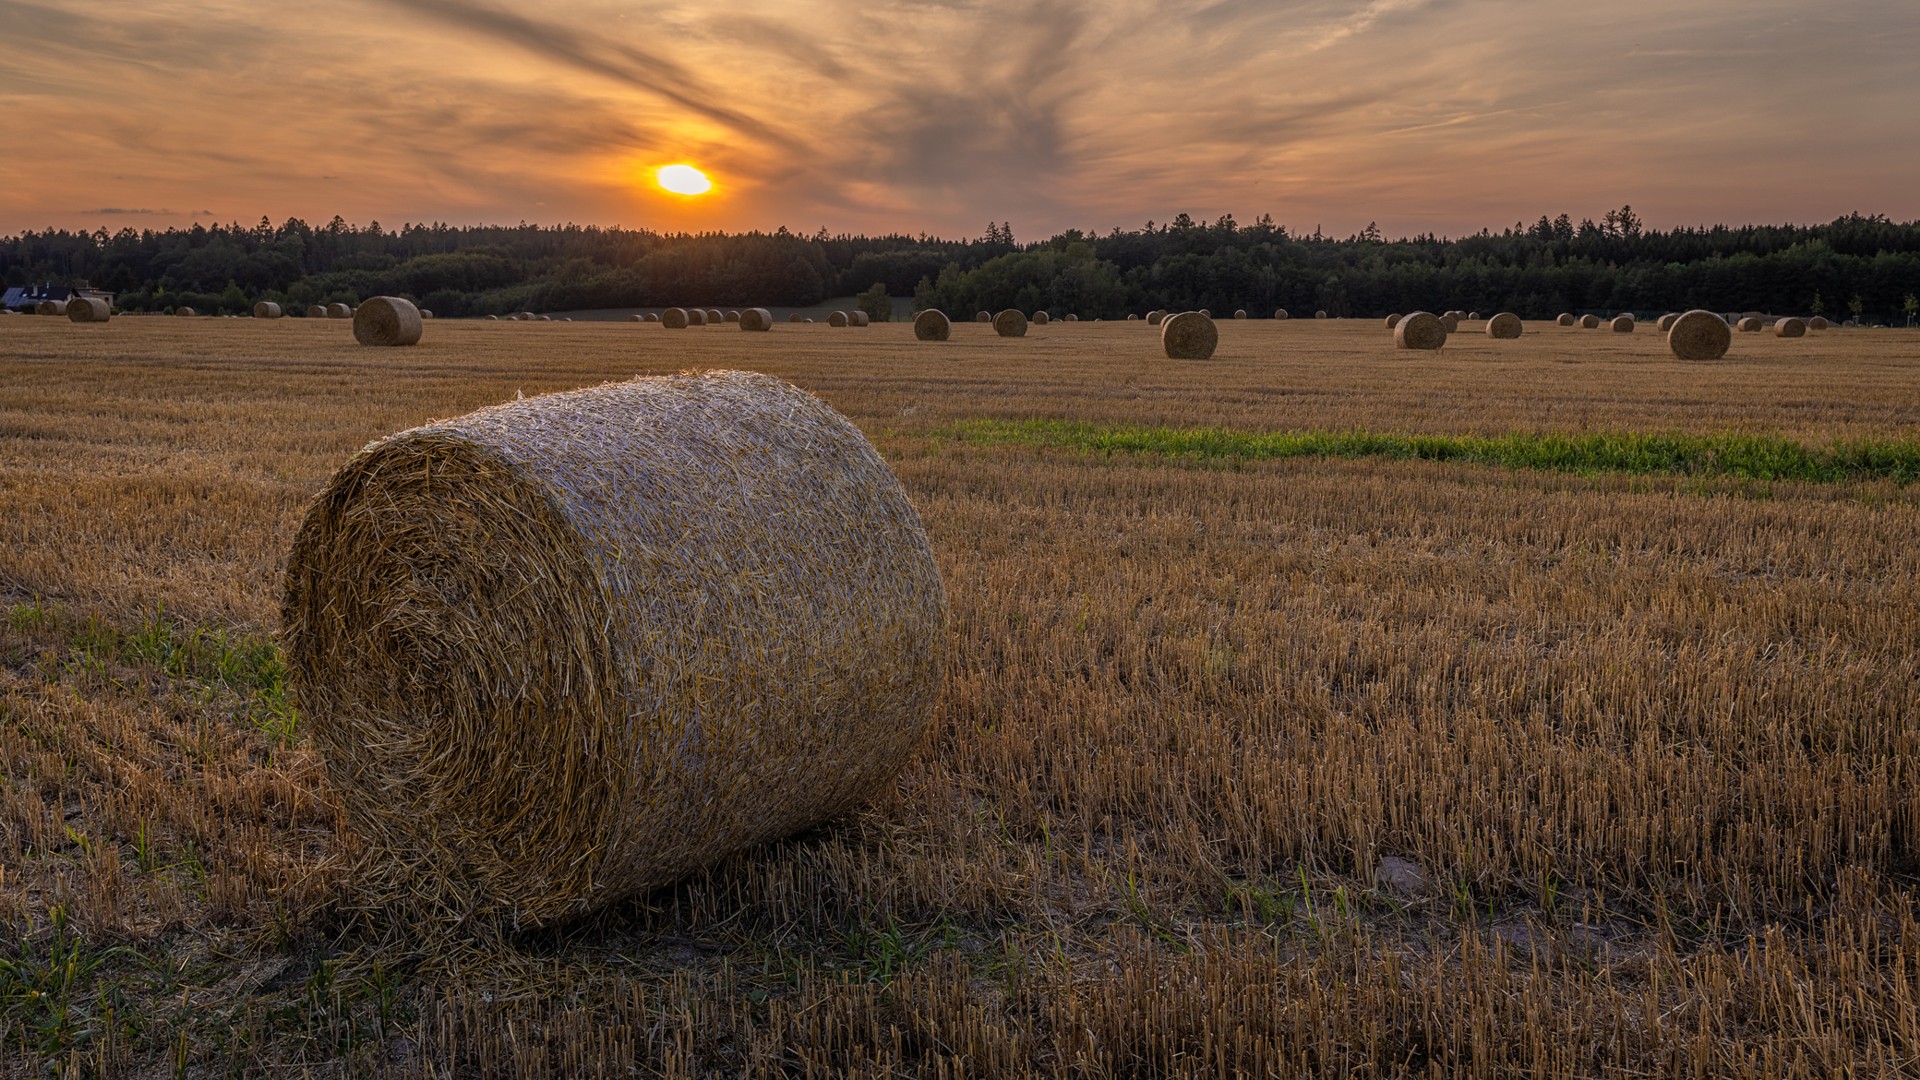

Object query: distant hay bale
[828,311,849,327]
[662,308,690,329]
[282,369,946,927]
[1439,314,1459,333]
[1736,317,1764,332]
[1808,316,1829,330]
[804,318,815,323]
[1065,314,1078,322]
[254,301,282,319]
[739,307,773,331]
[35,300,69,317]
[1199,309,1211,318]
[976,311,991,323]
[1386,314,1403,329]
[175,306,197,318]
[1234,309,1248,319]
[913,309,951,341]
[629,314,645,322]
[1774,317,1807,338]
[1315,310,1328,319]
[1127,314,1139,321]
[541,316,554,322]
[1147,310,1167,326]
[705,309,724,323]
[850,311,871,327]
[645,313,660,323]
[1160,311,1218,359]
[1273,309,1289,320]
[1468,311,1481,321]
[1033,311,1050,325]
[688,309,708,326]
[1578,315,1601,329]
[519,311,538,321]
[788,313,804,323]
[1611,316,1635,333]
[353,296,424,347]
[1557,313,1575,326]
[724,310,741,323]
[486,315,500,321]
[309,306,329,319]
[420,311,434,320]
[1667,309,1732,360]
[328,303,352,319]
[1394,311,1446,350]
[1486,312,1522,339]
[67,297,110,323]
[1657,313,1678,332]
[992,309,1028,338]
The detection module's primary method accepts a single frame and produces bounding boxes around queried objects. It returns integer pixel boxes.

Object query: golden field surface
[2,315,1919,1076]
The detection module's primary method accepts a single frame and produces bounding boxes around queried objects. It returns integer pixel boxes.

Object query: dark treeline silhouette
[4,209,1917,322]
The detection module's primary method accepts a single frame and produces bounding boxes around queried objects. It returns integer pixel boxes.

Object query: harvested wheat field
[3,315,1920,1076]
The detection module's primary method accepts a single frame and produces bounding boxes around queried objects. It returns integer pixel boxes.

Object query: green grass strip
[941,419,1920,484]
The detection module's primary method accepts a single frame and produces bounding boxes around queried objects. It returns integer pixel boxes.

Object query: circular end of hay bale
[739,307,773,331]
[1556,313,1575,326]
[1774,317,1807,338]
[1314,310,1327,319]
[1233,309,1248,319]
[1736,317,1763,332]
[1273,309,1289,320]
[1385,314,1403,330]
[1127,314,1139,321]
[828,311,849,327]
[662,308,690,329]
[1610,316,1635,333]
[992,309,1028,338]
[253,301,282,319]
[913,309,951,342]
[1657,313,1678,332]
[1033,311,1050,325]
[1198,309,1211,319]
[1578,315,1601,329]
[850,310,871,327]
[353,296,424,347]
[1668,309,1733,361]
[327,303,351,319]
[1807,316,1828,330]
[309,306,329,319]
[282,370,948,926]
[645,313,660,323]
[1439,314,1460,333]
[175,306,196,318]
[975,311,991,323]
[788,313,804,323]
[1147,310,1166,326]
[1394,312,1446,350]
[704,309,723,323]
[68,297,110,323]
[724,310,741,323]
[1160,311,1218,359]
[1486,313,1522,339]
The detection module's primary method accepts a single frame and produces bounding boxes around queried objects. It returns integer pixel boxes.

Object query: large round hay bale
[1808,316,1829,330]
[687,309,708,326]
[1610,315,1635,333]
[1147,310,1167,326]
[1667,309,1733,361]
[328,303,352,319]
[992,309,1028,338]
[724,310,741,324]
[1160,311,1218,359]
[850,310,871,327]
[1578,314,1601,329]
[1439,313,1460,333]
[309,306,329,319]
[739,307,773,331]
[1486,312,1522,339]
[662,308,690,328]
[1774,317,1807,338]
[1736,317,1764,332]
[283,370,946,927]
[175,306,197,318]
[828,311,849,327]
[1657,313,1678,332]
[68,297,110,323]
[353,296,424,347]
[1385,314,1403,329]
[1394,312,1446,350]
[1033,311,1050,325]
[254,301,282,319]
[1557,313,1575,326]
[35,300,69,317]
[975,311,991,323]
[913,309,951,341]
[1233,309,1248,320]
[1273,309,1289,320]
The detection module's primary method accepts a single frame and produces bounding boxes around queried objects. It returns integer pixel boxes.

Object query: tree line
[3,209,1916,323]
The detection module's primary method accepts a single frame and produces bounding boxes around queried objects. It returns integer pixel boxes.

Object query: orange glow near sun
[656,164,713,197]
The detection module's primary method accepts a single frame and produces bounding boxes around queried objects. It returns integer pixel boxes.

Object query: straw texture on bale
[663,308,690,329]
[1774,317,1807,338]
[35,300,68,316]
[1809,316,1829,330]
[975,311,991,323]
[1611,316,1635,333]
[353,296,424,348]
[1557,313,1575,326]
[724,311,741,324]
[309,306,329,318]
[67,297,110,323]
[913,309,951,341]
[1160,312,1218,360]
[992,309,1028,338]
[175,307,196,318]
[254,301,282,319]
[1439,314,1460,333]
[849,311,871,327]
[1486,312,1522,339]
[1385,314,1403,329]
[1578,315,1601,329]
[1394,312,1446,350]
[328,303,352,319]
[738,307,773,331]
[282,370,947,928]
[1273,309,1289,320]
[1737,317,1764,332]
[1033,311,1050,325]
[828,311,849,327]
[1667,309,1733,361]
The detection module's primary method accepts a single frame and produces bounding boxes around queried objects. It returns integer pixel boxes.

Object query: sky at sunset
[3,0,1916,239]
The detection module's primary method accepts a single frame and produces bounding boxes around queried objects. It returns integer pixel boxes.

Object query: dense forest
[3,208,1917,323]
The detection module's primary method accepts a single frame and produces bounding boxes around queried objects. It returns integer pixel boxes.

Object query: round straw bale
[309,306,329,318]
[1557,313,1575,326]
[725,310,741,324]
[804,318,815,323]
[1147,310,1166,326]
[1808,316,1829,330]
[35,300,68,317]
[1160,311,1218,359]
[1065,314,1078,322]
[788,313,804,323]
[519,311,538,321]
[1774,317,1807,338]
[992,309,1028,338]
[1385,314,1403,329]
[421,311,434,321]
[328,303,352,319]
[1736,317,1763,332]
[1274,309,1289,320]
[68,297,110,323]
[1234,309,1248,319]
[1315,310,1327,319]
[705,309,724,323]
[1439,314,1459,333]
[1394,311,1446,350]
[1199,309,1211,318]
[1486,312,1522,339]
[662,308,690,328]
[688,309,707,326]
[175,306,197,318]
[1611,315,1635,333]
[353,296,424,347]
[1578,315,1600,329]
[646,313,660,323]
[283,370,946,927]
[739,307,773,331]
[254,301,282,319]
[1468,312,1481,321]
[827,311,848,327]
[975,311,991,323]
[1127,314,1139,321]
[629,314,645,322]
[541,316,554,322]
[486,314,500,321]
[1033,311,1050,325]
[1667,309,1732,361]
[913,309,951,341]
[850,311,871,327]
[1657,313,1678,332]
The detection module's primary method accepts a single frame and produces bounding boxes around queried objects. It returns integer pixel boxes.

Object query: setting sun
[656,164,713,197]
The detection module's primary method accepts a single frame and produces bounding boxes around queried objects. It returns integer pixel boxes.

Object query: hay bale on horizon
[828,311,849,327]
[725,310,742,324]
[1233,309,1248,319]
[975,311,991,322]
[254,301,282,319]
[788,313,804,323]
[1774,317,1807,338]
[328,303,352,319]
[739,307,773,331]
[1808,316,1829,330]
[913,309,951,341]
[1065,314,1078,322]
[1439,313,1460,332]
[1557,313,1575,326]
[353,296,424,347]
[1657,313,1679,332]
[1127,314,1139,321]
[175,306,197,318]
[1467,311,1481,321]
[1386,314,1403,329]
[1315,310,1328,319]
[35,300,69,317]
[1394,311,1446,350]
[1611,315,1635,333]
[282,370,947,927]
[1160,311,1217,359]
[67,297,110,323]
[1578,315,1601,329]
[420,311,434,320]
[1147,310,1167,326]
[704,309,724,324]
[629,314,645,322]
[1274,309,1289,320]
[849,310,871,327]
[1668,309,1732,360]
[486,314,500,321]
[1737,317,1764,332]
[992,309,1027,338]
[1486,312,1522,339]
[663,308,690,329]
[309,306,329,318]
[1033,311,1050,325]
[688,309,708,326]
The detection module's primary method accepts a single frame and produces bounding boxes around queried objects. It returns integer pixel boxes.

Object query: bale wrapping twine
[913,309,951,341]
[993,309,1028,338]
[353,296,424,347]
[282,370,948,927]
[68,298,110,323]
[1486,312,1522,339]
[1668,310,1732,361]
[1160,312,1217,359]
[1394,312,1446,350]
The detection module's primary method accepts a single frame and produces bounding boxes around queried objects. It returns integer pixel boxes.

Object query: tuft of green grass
[943,419,1920,484]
